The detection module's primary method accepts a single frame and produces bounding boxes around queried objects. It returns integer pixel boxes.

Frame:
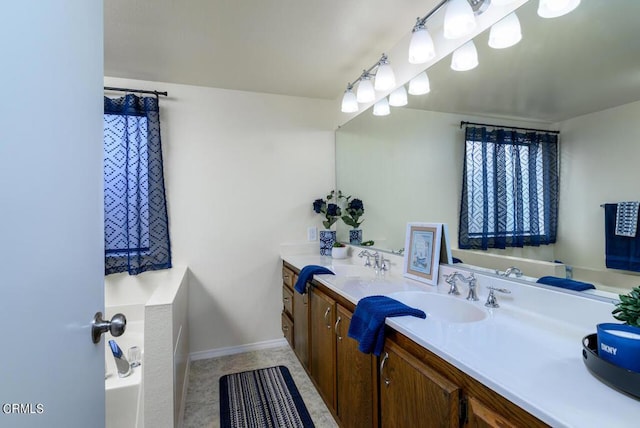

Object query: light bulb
[409,25,436,64]
[356,76,375,103]
[488,12,522,49]
[451,40,478,71]
[389,86,408,107]
[373,97,390,116]
[374,58,396,91]
[341,86,358,113]
[537,0,581,18]
[444,0,476,40]
[408,72,431,96]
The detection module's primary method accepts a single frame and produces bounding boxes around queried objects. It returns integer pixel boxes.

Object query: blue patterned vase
[319,230,336,256]
[349,229,363,245]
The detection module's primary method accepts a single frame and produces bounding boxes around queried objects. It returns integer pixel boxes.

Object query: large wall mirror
[336,0,640,293]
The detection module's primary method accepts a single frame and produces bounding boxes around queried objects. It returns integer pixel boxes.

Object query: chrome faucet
[109,340,132,378]
[499,266,523,278]
[443,272,477,300]
[358,250,379,268]
[485,286,512,308]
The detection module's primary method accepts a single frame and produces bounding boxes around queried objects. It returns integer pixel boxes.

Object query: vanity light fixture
[341,53,397,113]
[488,12,522,49]
[356,72,375,103]
[388,85,408,107]
[537,0,581,18]
[409,19,436,64]
[373,97,391,116]
[451,40,479,71]
[341,84,359,113]
[374,54,396,91]
[408,71,431,96]
[444,0,477,39]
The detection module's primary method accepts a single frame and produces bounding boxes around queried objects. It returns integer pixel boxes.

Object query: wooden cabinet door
[466,397,517,428]
[292,279,310,368]
[335,304,375,428]
[309,286,336,410]
[380,340,460,428]
[281,312,293,348]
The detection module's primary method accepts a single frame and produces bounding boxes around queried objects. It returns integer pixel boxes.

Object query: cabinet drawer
[281,312,294,347]
[282,286,294,316]
[282,266,295,289]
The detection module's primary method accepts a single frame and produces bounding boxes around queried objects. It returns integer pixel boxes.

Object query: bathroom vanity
[280,253,640,427]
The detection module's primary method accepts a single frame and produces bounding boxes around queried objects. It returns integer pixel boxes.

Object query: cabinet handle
[334,316,342,340]
[283,297,290,302]
[324,307,331,329]
[380,352,391,386]
[282,325,289,332]
[302,294,308,305]
[283,274,291,280]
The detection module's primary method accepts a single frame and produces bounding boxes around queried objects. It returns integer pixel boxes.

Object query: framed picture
[403,222,443,285]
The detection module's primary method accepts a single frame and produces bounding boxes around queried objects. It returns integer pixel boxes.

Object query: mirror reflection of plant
[313,190,342,229]
[342,197,365,229]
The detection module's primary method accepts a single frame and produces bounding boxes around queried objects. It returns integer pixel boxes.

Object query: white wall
[556,100,640,270]
[104,77,337,354]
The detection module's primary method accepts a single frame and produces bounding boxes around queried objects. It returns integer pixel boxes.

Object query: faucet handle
[485,286,511,308]
[380,256,391,272]
[444,272,460,295]
[466,273,478,301]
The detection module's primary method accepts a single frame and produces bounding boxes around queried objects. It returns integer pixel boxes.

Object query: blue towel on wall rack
[293,265,334,294]
[348,295,426,356]
[605,204,640,272]
[536,276,595,292]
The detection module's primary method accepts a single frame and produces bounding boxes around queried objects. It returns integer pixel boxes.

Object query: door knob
[91,312,126,344]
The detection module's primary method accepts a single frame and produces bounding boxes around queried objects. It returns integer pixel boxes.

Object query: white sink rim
[387,291,488,323]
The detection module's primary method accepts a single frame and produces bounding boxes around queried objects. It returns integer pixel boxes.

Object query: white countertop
[282,252,640,428]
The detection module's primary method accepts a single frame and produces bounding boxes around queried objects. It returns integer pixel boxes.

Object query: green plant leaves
[613,286,640,327]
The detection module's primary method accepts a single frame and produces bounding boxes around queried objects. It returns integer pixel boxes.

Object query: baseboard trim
[189,338,289,361]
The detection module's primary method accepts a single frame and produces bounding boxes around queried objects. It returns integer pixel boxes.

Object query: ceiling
[104,0,439,100]
[105,1,640,123]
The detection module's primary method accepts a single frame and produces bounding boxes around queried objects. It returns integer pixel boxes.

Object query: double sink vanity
[280,249,640,427]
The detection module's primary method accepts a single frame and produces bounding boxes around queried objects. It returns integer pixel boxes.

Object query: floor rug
[219,365,315,428]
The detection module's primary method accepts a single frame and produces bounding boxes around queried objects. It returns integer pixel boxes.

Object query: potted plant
[341,197,365,245]
[331,242,349,259]
[612,286,640,327]
[313,191,341,256]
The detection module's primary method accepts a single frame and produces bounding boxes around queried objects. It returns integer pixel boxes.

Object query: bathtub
[105,304,145,428]
[104,266,189,428]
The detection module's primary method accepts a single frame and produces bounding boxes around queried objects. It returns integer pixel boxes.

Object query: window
[103,95,171,275]
[458,127,558,250]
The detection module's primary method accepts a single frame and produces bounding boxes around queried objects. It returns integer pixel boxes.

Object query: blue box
[597,323,640,373]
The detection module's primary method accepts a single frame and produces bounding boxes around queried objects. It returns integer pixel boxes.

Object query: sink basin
[329,264,376,278]
[387,291,487,323]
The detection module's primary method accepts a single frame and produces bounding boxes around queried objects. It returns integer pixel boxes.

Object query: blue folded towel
[536,276,595,292]
[293,265,334,294]
[605,203,640,272]
[347,295,426,356]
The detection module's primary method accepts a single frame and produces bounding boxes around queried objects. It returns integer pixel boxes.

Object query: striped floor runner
[219,365,314,428]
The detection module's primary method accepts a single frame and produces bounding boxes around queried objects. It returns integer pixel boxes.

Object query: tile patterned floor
[183,345,338,427]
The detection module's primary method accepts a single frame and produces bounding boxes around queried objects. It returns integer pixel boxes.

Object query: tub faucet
[109,340,132,378]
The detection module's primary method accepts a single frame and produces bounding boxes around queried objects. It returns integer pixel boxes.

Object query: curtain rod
[104,86,168,97]
[460,121,560,135]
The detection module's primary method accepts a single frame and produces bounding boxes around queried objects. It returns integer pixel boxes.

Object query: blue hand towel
[605,203,640,272]
[348,295,426,356]
[293,265,334,294]
[536,276,595,292]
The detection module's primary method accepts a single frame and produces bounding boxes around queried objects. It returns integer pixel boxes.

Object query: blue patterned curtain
[104,94,171,275]
[459,127,558,250]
